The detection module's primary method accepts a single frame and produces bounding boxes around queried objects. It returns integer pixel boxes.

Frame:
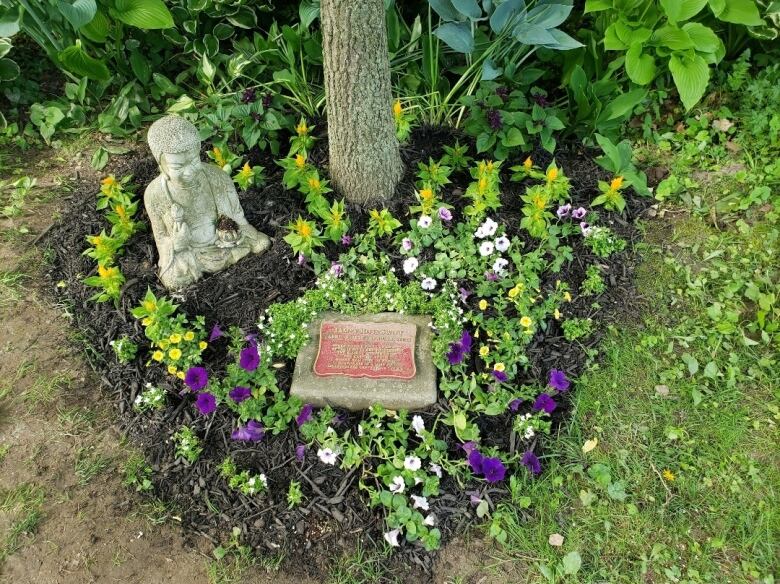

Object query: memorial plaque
[291,312,437,411]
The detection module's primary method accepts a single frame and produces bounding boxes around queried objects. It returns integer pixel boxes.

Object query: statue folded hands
[145,116,270,289]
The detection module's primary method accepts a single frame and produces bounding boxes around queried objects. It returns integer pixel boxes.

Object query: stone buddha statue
[144,115,270,289]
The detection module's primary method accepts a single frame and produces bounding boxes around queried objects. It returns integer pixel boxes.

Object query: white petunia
[411,495,429,511]
[424,514,436,526]
[384,528,401,547]
[482,217,498,236]
[403,257,419,274]
[479,241,495,257]
[495,235,511,252]
[389,475,405,494]
[402,237,413,251]
[317,447,338,465]
[493,257,509,274]
[411,415,425,436]
[421,277,437,291]
[429,463,442,478]
[418,215,432,229]
[404,455,422,471]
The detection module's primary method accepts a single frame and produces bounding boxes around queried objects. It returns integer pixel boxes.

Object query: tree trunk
[321,0,403,207]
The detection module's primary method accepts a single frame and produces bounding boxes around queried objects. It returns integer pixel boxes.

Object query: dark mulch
[41,125,653,581]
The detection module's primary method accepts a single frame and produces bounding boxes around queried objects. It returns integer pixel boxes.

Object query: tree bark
[321,0,403,207]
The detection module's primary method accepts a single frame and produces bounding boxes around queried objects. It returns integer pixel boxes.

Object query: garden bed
[42,126,651,580]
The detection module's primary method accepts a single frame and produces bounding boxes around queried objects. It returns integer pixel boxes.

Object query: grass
[487,210,779,583]
[74,446,112,485]
[0,270,27,310]
[0,483,45,568]
[328,542,394,584]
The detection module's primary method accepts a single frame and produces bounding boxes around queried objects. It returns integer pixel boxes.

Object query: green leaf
[0,57,19,81]
[668,52,710,110]
[299,0,319,28]
[490,0,524,33]
[80,9,110,43]
[0,6,21,37]
[584,0,612,12]
[710,0,763,25]
[476,132,496,152]
[452,0,482,19]
[91,146,109,170]
[681,352,700,375]
[514,23,557,45]
[58,41,110,81]
[430,0,460,21]
[129,50,150,84]
[503,126,525,147]
[542,28,584,50]
[625,43,656,84]
[604,23,627,49]
[111,0,173,29]
[526,2,573,28]
[434,21,474,52]
[0,38,10,59]
[57,0,97,29]
[652,25,694,50]
[703,361,719,378]
[682,22,721,53]
[660,0,707,22]
[481,58,503,80]
[562,551,582,575]
[602,88,647,121]
[226,6,257,28]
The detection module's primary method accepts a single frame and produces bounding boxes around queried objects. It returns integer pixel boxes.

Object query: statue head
[147,116,202,190]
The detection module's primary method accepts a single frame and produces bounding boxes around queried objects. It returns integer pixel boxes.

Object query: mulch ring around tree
[41,126,654,581]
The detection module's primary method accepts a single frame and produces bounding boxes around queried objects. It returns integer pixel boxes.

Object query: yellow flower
[479,299,488,311]
[494,362,505,372]
[177,371,185,380]
[295,153,306,169]
[486,160,494,172]
[508,286,520,299]
[158,340,170,350]
[554,308,561,320]
[662,469,676,482]
[168,348,182,361]
[523,157,533,170]
[169,333,182,344]
[478,176,488,194]
[97,264,118,279]
[142,317,152,326]
[393,99,402,118]
[308,177,321,191]
[520,316,533,328]
[563,291,572,302]
[143,299,157,312]
[199,341,208,350]
[546,166,559,182]
[419,187,434,202]
[101,175,118,188]
[167,365,177,375]
[474,329,479,338]
[184,331,195,341]
[479,346,489,357]
[212,146,226,168]
[152,350,164,362]
[238,162,253,179]
[294,216,313,238]
[610,176,624,191]
[296,119,309,136]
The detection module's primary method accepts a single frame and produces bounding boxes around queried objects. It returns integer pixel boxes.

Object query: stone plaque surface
[291,312,437,411]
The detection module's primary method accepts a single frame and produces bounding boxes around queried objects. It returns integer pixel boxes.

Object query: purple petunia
[509,398,522,412]
[239,344,260,372]
[296,403,313,427]
[195,392,216,415]
[438,207,453,222]
[341,234,352,246]
[491,369,508,382]
[231,420,264,442]
[548,369,570,391]
[329,262,344,278]
[446,330,472,366]
[556,204,572,219]
[209,324,223,342]
[467,449,484,474]
[229,386,251,403]
[522,450,542,475]
[459,287,471,303]
[184,366,208,391]
[533,393,557,414]
[485,270,498,282]
[297,253,306,265]
[461,441,478,454]
[481,457,506,483]
[572,207,587,220]
[295,444,306,461]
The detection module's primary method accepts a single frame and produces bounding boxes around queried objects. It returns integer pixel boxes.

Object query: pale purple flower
[556,204,572,219]
[429,463,442,478]
[384,528,401,547]
[295,444,305,461]
[438,207,452,221]
[403,257,418,274]
[469,492,482,505]
[195,392,216,415]
[494,235,510,252]
[522,450,542,475]
[208,324,223,342]
[341,234,352,246]
[297,252,306,265]
[533,393,557,414]
[329,262,344,278]
[485,270,498,281]
[421,277,436,291]
[239,344,260,371]
[184,366,208,391]
[412,415,425,436]
[296,403,313,426]
[317,447,338,465]
[401,237,413,251]
[491,369,508,382]
[572,207,587,220]
[509,398,522,412]
[231,420,264,442]
[479,241,494,256]
[411,495,429,510]
[229,386,251,403]
[461,441,478,454]
[549,369,570,391]
[389,475,405,494]
[418,215,432,229]
[404,455,422,471]
[580,221,592,237]
[459,287,471,303]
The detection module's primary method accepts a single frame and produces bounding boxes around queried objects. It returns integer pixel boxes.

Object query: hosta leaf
[514,22,557,45]
[80,9,110,43]
[299,0,319,28]
[430,0,461,21]
[710,0,763,25]
[0,57,19,81]
[660,0,707,22]
[652,25,694,50]
[0,6,21,37]
[542,28,584,49]
[452,0,482,19]
[58,41,110,81]
[111,0,174,29]
[57,0,97,29]
[584,0,612,12]
[625,43,656,84]
[669,52,710,110]
[481,58,503,80]
[490,0,525,33]
[525,2,572,28]
[682,22,722,53]
[434,21,474,52]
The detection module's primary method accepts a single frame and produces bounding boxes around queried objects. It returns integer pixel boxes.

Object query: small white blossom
[421,277,437,291]
[495,235,511,252]
[403,257,419,274]
[474,217,498,239]
[411,495,429,511]
[429,463,442,478]
[411,415,425,436]
[357,424,364,437]
[402,238,413,251]
[404,455,422,471]
[418,215,432,229]
[424,514,436,526]
[317,447,338,465]
[384,528,401,547]
[493,257,509,274]
[479,241,495,257]
[389,475,405,494]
